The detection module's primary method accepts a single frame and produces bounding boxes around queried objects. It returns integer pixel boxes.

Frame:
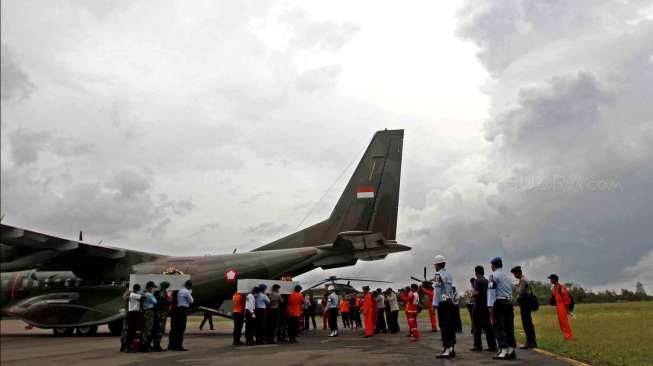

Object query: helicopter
[302,275,392,300]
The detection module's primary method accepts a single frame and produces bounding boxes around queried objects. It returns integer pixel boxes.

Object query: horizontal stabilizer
[312,231,410,269]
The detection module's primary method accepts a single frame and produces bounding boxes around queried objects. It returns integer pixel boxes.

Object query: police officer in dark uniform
[511,266,538,349]
[488,257,516,360]
[470,265,497,352]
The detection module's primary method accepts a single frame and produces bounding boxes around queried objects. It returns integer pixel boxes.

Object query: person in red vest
[419,281,439,332]
[361,286,376,337]
[549,274,573,340]
[406,284,421,341]
[232,292,246,346]
[287,285,304,343]
[398,287,412,337]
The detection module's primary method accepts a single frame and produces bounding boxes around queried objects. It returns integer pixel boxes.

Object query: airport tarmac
[1,317,570,366]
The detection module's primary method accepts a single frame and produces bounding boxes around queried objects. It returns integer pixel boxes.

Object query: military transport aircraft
[0,129,408,336]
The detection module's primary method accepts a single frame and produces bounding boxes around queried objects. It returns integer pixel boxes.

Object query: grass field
[453,302,653,366]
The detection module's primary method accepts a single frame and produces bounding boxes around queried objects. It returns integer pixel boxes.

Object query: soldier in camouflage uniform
[140,281,158,352]
[152,281,170,351]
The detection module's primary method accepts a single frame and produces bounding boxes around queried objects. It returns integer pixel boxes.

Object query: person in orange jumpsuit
[405,284,421,341]
[549,274,573,340]
[419,281,438,332]
[361,286,376,337]
[340,296,351,328]
[286,285,304,343]
[232,292,246,345]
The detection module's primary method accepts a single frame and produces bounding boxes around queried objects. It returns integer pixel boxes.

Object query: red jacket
[232,292,245,313]
[287,291,304,317]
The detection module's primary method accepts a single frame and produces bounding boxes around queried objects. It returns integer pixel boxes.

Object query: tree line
[460,281,651,305]
[531,281,651,304]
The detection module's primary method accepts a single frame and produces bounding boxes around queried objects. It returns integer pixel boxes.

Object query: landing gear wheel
[53,327,74,336]
[76,325,98,336]
[108,320,123,336]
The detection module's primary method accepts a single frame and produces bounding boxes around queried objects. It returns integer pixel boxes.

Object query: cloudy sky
[2,0,652,291]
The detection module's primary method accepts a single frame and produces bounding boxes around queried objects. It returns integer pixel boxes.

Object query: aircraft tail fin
[253,129,403,251]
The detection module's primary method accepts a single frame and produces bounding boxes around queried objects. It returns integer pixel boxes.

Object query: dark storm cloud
[1,165,195,241]
[8,129,50,165]
[417,0,653,288]
[456,0,647,75]
[1,43,36,101]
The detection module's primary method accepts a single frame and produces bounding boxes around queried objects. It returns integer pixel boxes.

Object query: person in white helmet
[326,285,340,337]
[432,254,457,359]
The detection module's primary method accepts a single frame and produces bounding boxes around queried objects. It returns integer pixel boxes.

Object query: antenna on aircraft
[79,231,83,241]
[233,248,237,254]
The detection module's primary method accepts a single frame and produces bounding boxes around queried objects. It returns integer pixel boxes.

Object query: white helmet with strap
[433,254,446,264]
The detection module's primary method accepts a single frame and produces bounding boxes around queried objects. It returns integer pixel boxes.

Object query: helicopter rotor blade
[336,278,393,283]
[306,280,329,290]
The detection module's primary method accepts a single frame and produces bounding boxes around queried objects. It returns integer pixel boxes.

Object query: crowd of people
[119,279,194,352]
[117,257,575,361]
[427,255,574,360]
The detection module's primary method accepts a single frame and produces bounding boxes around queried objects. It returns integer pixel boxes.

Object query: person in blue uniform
[432,254,457,359]
[169,280,194,351]
[488,257,516,360]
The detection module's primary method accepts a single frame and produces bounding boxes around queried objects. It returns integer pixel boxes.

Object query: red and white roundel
[224,269,238,281]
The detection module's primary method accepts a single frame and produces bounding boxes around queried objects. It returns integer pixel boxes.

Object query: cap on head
[433,254,446,264]
[490,257,503,267]
[159,281,170,289]
[258,284,267,290]
[328,285,335,291]
[146,281,157,289]
[510,266,522,274]
[548,274,559,282]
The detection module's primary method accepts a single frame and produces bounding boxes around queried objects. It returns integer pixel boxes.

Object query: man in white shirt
[124,284,142,352]
[375,289,388,333]
[326,286,340,337]
[244,287,258,345]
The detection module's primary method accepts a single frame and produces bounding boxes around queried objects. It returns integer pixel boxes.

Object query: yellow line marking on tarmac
[531,348,592,366]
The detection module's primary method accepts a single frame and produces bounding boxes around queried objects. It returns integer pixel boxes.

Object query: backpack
[526,283,539,311]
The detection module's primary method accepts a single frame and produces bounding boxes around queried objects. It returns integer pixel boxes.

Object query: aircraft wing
[1,223,164,277]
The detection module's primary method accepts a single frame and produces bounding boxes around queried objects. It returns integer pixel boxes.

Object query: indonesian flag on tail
[356,186,375,199]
